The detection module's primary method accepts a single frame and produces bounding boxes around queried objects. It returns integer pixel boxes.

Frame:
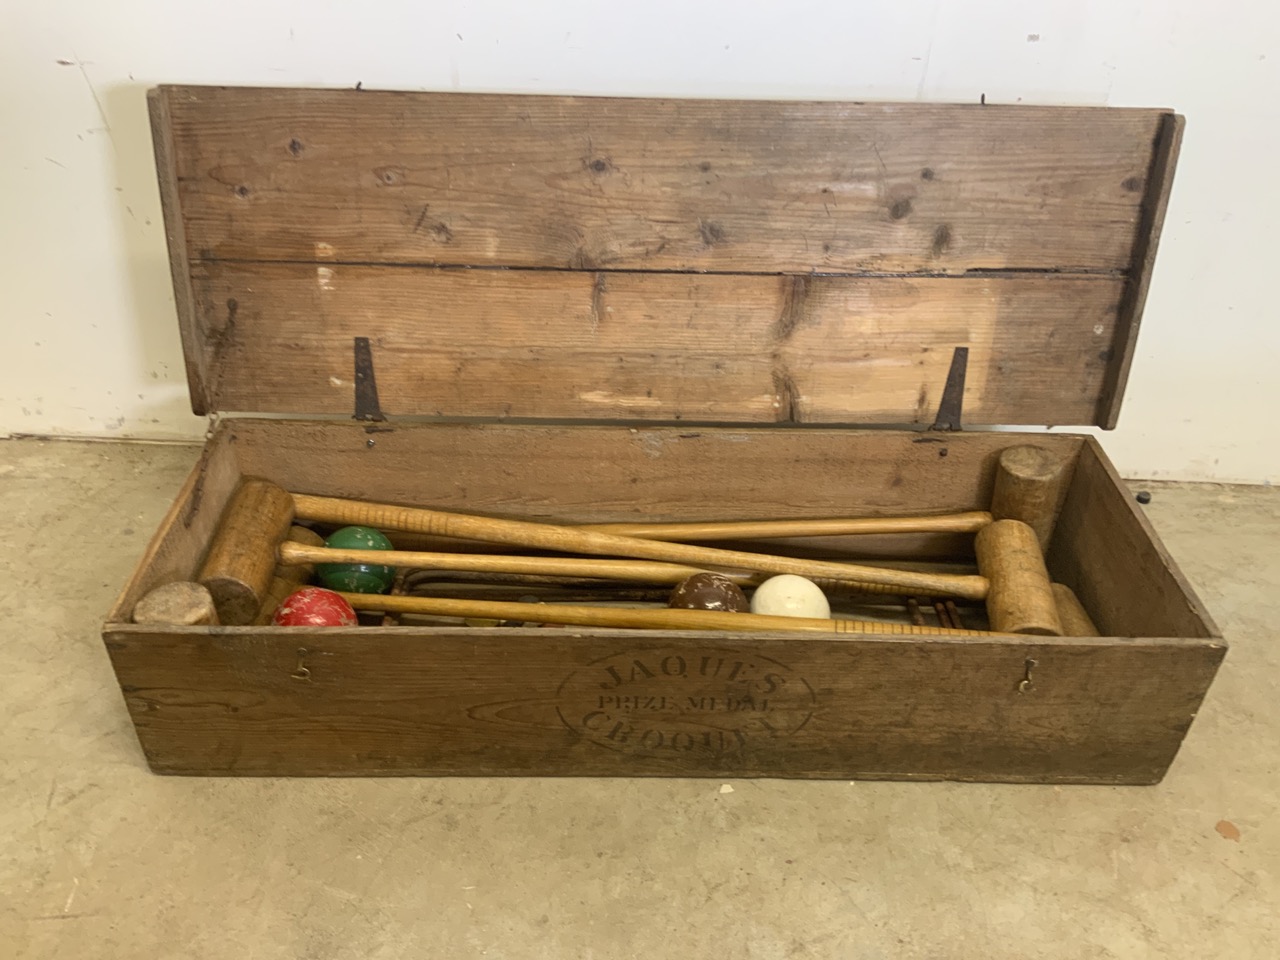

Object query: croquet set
[103,86,1222,782]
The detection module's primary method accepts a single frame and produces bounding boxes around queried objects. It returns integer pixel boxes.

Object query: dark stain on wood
[890,198,913,220]
[932,224,952,257]
[773,276,808,343]
[590,274,607,329]
[771,363,798,422]
[698,219,726,246]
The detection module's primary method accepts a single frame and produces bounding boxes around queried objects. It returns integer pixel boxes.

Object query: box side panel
[1097,113,1185,428]
[148,87,211,415]
[104,427,243,623]
[228,419,1071,512]
[1049,437,1218,639]
[105,628,1224,783]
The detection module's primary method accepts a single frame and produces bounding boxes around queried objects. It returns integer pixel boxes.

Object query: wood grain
[104,626,1224,782]
[991,444,1077,550]
[105,427,242,623]
[148,88,211,414]
[975,519,1062,635]
[221,419,1064,563]
[191,263,1123,425]
[197,478,296,625]
[102,420,1220,782]
[1053,583,1100,636]
[159,86,1163,274]
[1048,438,1219,639]
[1098,113,1185,428]
[131,581,219,626]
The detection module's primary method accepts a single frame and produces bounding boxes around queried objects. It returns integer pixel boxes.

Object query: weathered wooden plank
[225,420,1030,520]
[161,85,1164,274]
[221,420,1079,562]
[1048,438,1219,639]
[148,88,211,414]
[1097,113,1185,427]
[104,627,1224,782]
[193,263,1122,425]
[105,427,242,623]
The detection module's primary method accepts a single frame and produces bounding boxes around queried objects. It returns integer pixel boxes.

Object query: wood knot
[288,138,303,157]
[889,198,913,220]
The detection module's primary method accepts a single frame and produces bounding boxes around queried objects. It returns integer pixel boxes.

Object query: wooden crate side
[1097,113,1185,428]
[163,87,1162,275]
[104,426,242,623]
[193,263,1123,426]
[222,420,1060,522]
[148,88,212,415]
[105,627,1224,782]
[1049,437,1218,639]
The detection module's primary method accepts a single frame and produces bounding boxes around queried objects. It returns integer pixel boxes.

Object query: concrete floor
[2,437,1276,959]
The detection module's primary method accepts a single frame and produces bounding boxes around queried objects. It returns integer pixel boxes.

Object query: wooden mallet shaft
[291,492,989,599]
[339,592,1007,636]
[577,511,992,540]
[279,542,754,585]
[253,526,326,625]
[281,543,974,594]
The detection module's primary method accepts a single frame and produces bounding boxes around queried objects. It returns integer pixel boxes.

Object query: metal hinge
[353,337,386,422]
[929,346,968,432]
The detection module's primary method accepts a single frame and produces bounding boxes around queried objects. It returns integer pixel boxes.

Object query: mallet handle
[339,592,1004,636]
[579,511,992,540]
[292,494,989,600]
[280,541,749,585]
[280,543,971,592]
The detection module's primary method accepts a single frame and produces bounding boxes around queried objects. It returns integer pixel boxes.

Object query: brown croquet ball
[668,573,750,612]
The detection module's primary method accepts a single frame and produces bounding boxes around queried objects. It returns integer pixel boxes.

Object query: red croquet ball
[272,587,358,627]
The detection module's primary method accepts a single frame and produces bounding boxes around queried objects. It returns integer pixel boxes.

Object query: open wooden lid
[151,85,1180,428]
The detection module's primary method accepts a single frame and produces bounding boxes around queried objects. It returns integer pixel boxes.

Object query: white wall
[2,0,1276,482]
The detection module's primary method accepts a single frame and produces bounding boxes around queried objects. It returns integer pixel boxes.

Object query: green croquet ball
[316,525,396,594]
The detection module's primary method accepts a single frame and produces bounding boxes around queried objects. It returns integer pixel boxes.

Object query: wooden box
[103,85,1223,783]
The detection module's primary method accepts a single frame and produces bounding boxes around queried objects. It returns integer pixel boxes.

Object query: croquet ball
[669,573,749,612]
[750,574,830,619]
[316,525,396,594]
[272,587,358,627]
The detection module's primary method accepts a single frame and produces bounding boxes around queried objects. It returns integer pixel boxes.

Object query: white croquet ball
[749,574,831,619]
